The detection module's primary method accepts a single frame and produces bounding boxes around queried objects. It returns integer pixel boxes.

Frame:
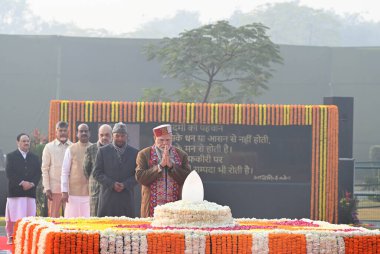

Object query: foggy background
[2,1,380,46]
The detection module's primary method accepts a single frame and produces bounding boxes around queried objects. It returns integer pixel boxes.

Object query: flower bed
[14,217,380,253]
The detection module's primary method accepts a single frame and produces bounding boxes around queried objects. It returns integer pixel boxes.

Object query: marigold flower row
[13,217,380,253]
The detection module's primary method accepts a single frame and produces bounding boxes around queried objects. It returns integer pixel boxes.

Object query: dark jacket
[93,144,138,217]
[5,149,41,198]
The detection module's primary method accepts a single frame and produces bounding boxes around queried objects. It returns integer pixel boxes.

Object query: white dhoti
[5,197,36,236]
[64,195,90,218]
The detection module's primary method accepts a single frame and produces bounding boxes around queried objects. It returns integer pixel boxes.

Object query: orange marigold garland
[334,106,339,223]
[147,102,154,122]
[222,104,226,125]
[46,232,56,254]
[234,105,238,125]
[184,103,188,123]
[12,219,21,254]
[27,223,38,253]
[19,219,29,254]
[93,233,100,254]
[310,106,317,219]
[191,103,195,124]
[116,101,120,122]
[275,105,279,126]
[59,232,66,254]
[122,102,126,122]
[82,233,88,254]
[136,102,141,122]
[68,102,72,128]
[250,104,255,125]
[245,104,250,125]
[327,107,332,222]
[13,217,380,254]
[314,106,320,220]
[177,103,183,123]
[76,233,83,254]
[47,100,339,223]
[202,103,206,124]
[231,104,235,125]
[64,233,71,254]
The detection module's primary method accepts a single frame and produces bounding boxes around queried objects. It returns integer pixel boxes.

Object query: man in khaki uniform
[41,121,72,217]
[61,123,92,217]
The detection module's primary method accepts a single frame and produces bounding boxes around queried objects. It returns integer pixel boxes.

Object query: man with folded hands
[136,124,191,217]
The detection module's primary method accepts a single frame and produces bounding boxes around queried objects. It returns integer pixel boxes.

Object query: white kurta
[5,197,36,222]
[64,195,90,218]
[61,148,90,218]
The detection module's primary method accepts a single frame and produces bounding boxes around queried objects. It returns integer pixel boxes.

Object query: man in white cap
[136,124,192,217]
[93,122,139,217]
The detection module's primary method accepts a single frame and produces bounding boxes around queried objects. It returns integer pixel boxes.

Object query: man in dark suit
[5,133,41,244]
[93,122,138,217]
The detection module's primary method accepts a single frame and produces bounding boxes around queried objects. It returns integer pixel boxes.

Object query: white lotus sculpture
[181,170,204,201]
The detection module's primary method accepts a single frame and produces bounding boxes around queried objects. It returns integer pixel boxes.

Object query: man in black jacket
[93,122,138,217]
[5,133,41,244]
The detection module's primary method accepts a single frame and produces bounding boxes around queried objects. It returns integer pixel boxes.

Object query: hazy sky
[28,0,380,33]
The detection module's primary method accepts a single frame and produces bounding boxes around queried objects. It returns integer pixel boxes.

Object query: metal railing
[354,161,380,224]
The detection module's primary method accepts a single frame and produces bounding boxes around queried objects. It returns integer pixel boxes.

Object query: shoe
[7,236,13,245]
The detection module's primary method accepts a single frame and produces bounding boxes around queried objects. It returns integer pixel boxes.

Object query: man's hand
[160,145,172,168]
[113,182,124,192]
[62,192,69,203]
[21,181,34,191]
[46,190,53,201]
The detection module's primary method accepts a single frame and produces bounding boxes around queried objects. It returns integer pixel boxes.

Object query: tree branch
[213,77,246,82]
[198,62,210,75]
[190,74,209,83]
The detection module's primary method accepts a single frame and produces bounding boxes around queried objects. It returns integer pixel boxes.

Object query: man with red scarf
[136,124,191,217]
